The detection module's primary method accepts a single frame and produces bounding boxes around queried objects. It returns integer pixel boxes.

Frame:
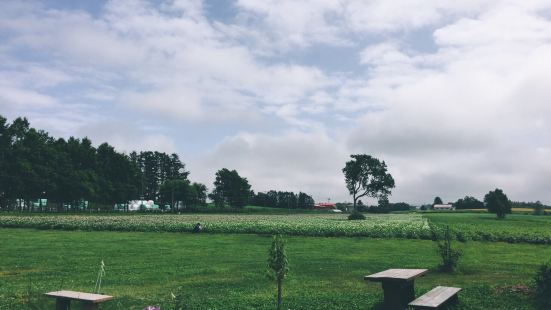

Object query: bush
[348,210,366,220]
[535,263,551,307]
[484,188,511,219]
[533,202,545,216]
[431,225,461,272]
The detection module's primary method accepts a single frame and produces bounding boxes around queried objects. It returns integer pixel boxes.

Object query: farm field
[1,212,551,244]
[0,213,431,239]
[424,213,551,244]
[1,228,550,309]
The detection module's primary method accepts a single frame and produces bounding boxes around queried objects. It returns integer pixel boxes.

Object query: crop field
[1,212,551,244]
[2,228,550,309]
[424,213,551,244]
[0,213,432,238]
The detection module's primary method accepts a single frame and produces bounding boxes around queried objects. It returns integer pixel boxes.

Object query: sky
[1,0,550,205]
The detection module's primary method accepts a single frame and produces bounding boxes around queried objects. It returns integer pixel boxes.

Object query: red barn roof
[314,202,336,209]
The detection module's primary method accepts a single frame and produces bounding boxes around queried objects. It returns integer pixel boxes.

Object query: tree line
[0,115,202,211]
[206,168,315,209]
[0,115,316,211]
[250,190,315,209]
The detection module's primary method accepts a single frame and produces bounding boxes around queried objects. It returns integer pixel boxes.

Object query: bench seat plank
[409,286,461,308]
[45,290,113,303]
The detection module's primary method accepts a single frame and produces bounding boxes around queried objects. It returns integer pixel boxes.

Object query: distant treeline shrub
[250,191,315,209]
[357,202,413,213]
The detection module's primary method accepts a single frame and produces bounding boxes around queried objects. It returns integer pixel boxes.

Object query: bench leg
[56,298,71,310]
[382,281,414,310]
[441,294,459,309]
[82,302,99,310]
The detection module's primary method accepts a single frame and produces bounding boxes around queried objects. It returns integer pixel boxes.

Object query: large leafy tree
[4,117,32,210]
[250,191,314,209]
[4,118,56,211]
[484,188,512,219]
[0,115,9,209]
[209,168,251,208]
[159,180,207,210]
[96,143,140,207]
[276,191,297,209]
[160,179,191,211]
[191,182,208,206]
[297,192,315,209]
[342,154,395,211]
[131,151,188,201]
[454,196,484,210]
[65,137,99,209]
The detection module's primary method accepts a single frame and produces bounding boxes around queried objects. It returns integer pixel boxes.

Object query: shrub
[348,210,366,220]
[535,263,551,307]
[431,225,461,272]
[484,188,511,219]
[267,235,289,310]
[533,202,545,216]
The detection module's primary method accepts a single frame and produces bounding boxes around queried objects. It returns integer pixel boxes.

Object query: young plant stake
[267,235,289,310]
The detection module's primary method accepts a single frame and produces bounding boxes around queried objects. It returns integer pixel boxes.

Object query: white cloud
[0,0,334,124]
[0,86,59,108]
[337,2,551,203]
[1,0,551,204]
[76,121,177,154]
[191,130,349,201]
[235,0,348,50]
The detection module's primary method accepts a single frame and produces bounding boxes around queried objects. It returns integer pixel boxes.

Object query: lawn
[1,228,550,309]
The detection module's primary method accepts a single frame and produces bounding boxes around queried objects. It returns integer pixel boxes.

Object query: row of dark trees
[251,191,315,209]
[432,190,549,218]
[0,115,206,211]
[207,168,316,209]
[0,115,316,211]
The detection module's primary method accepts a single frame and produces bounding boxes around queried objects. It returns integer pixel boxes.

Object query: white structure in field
[433,204,454,210]
[128,200,157,211]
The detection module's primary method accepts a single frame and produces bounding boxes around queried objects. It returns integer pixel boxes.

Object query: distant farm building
[127,200,159,211]
[314,202,337,210]
[433,204,454,210]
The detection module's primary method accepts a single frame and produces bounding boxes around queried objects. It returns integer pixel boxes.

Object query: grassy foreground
[1,228,550,309]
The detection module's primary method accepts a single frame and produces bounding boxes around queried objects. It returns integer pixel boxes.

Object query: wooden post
[55,298,71,310]
[82,302,99,310]
[382,281,415,310]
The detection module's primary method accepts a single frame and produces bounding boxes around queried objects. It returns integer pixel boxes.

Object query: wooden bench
[45,290,113,310]
[364,269,428,310]
[408,286,461,309]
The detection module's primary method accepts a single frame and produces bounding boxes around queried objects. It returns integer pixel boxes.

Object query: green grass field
[1,227,550,309]
[2,212,551,309]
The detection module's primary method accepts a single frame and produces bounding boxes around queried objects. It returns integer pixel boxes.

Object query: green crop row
[425,213,551,244]
[1,213,549,244]
[0,213,434,239]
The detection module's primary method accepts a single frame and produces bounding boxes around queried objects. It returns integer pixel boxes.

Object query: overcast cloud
[1,0,550,204]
